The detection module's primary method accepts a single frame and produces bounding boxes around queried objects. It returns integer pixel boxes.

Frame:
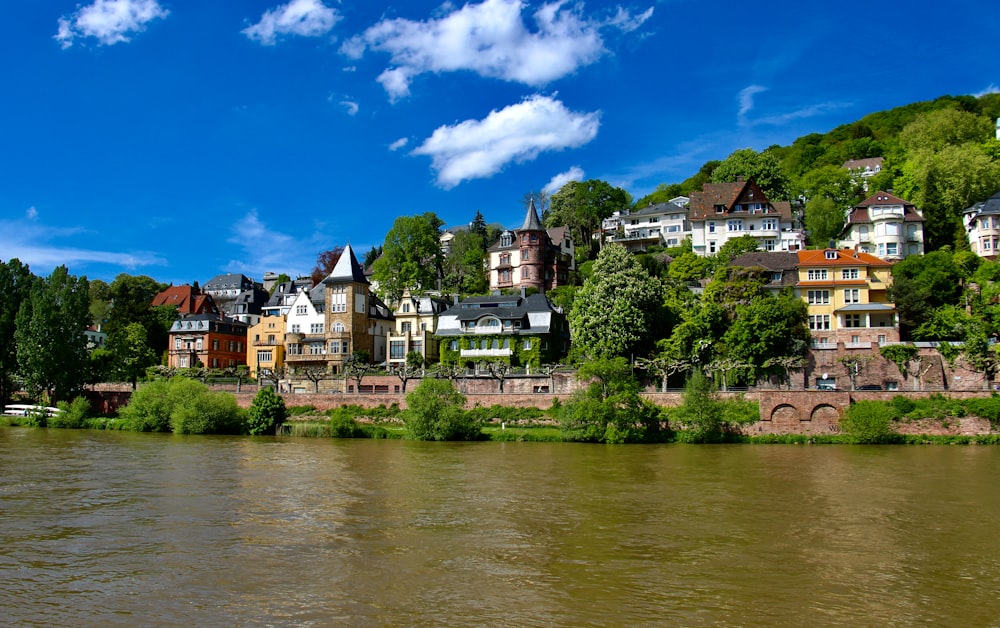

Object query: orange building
[167,314,247,369]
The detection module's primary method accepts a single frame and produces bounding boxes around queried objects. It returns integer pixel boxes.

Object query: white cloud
[225,209,318,278]
[243,0,341,46]
[543,167,584,193]
[55,0,168,49]
[0,218,164,272]
[737,85,767,126]
[411,94,600,188]
[26,206,38,220]
[389,137,409,151]
[973,84,1000,98]
[340,100,359,115]
[343,0,652,101]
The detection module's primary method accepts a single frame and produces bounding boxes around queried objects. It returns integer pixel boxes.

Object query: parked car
[857,384,883,391]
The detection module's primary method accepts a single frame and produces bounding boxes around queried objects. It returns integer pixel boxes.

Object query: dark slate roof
[323,244,368,284]
[203,273,254,292]
[628,201,687,217]
[729,251,799,271]
[443,293,553,322]
[521,199,544,231]
[966,191,1000,216]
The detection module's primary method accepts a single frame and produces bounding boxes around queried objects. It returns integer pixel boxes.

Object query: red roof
[151,285,216,314]
[797,249,893,268]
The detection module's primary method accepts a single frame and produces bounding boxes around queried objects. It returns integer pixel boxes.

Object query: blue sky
[1,0,996,286]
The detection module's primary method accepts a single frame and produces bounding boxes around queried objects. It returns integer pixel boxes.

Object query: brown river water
[2,428,999,626]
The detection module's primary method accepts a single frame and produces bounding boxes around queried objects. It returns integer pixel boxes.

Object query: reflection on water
[2,429,1000,626]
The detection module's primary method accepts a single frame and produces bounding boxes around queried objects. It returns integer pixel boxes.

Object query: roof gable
[323,243,369,284]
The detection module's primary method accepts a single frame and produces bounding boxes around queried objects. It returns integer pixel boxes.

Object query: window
[401,322,412,333]
[807,269,828,281]
[450,340,458,351]
[709,241,716,254]
[886,243,898,256]
[825,250,837,260]
[196,339,203,350]
[522,250,530,261]
[291,324,300,333]
[310,323,323,334]
[309,343,324,355]
[296,305,307,315]
[708,222,716,233]
[412,340,423,355]
[523,339,532,350]
[727,220,743,232]
[808,315,830,330]
[333,322,344,332]
[844,314,862,328]
[844,289,860,304]
[389,340,405,359]
[764,239,775,251]
[842,268,859,279]
[175,338,181,349]
[762,218,777,231]
[402,303,410,313]
[257,350,272,362]
[807,290,830,305]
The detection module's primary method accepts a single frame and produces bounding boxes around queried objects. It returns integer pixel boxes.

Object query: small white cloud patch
[412,94,600,188]
[389,137,409,151]
[543,167,585,194]
[55,0,168,49]
[243,0,341,46]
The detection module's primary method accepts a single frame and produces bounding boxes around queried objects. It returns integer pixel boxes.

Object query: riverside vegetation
[6,358,1000,444]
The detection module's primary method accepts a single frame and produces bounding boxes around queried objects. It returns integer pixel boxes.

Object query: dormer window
[825,250,838,260]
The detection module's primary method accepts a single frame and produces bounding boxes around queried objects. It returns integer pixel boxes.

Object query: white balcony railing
[811,342,837,350]
[460,348,513,358]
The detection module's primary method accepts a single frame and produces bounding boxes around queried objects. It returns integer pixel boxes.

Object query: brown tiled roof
[842,157,884,171]
[688,179,791,220]
[151,285,216,314]
[848,191,924,224]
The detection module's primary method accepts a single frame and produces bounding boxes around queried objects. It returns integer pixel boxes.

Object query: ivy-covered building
[435,291,569,368]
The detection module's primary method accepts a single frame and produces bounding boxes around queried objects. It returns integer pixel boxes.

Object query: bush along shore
[5,362,1000,444]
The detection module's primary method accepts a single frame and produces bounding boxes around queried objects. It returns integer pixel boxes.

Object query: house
[434,291,569,368]
[607,201,689,252]
[838,191,924,260]
[796,248,897,350]
[386,289,451,367]
[843,157,883,190]
[487,200,574,292]
[260,278,313,318]
[688,177,805,256]
[963,191,1000,258]
[728,251,800,295]
[281,244,395,390]
[151,284,219,316]
[202,273,269,324]
[167,314,248,370]
[247,316,286,379]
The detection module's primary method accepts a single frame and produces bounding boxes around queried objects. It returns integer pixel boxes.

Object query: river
[2,428,999,626]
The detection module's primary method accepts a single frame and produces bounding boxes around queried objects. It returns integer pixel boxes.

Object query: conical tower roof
[520,199,544,231]
[323,243,369,284]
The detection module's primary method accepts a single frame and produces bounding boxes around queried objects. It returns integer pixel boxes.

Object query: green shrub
[287,404,319,416]
[404,379,481,441]
[966,395,1000,426]
[330,413,367,438]
[466,404,543,423]
[21,406,50,428]
[246,386,288,435]
[50,397,90,429]
[889,395,916,419]
[841,401,899,444]
[121,377,245,434]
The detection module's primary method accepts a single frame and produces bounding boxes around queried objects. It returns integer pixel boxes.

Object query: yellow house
[387,289,451,367]
[796,248,897,349]
[247,314,286,378]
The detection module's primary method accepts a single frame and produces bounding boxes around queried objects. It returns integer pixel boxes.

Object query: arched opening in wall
[810,404,841,430]
[770,404,800,428]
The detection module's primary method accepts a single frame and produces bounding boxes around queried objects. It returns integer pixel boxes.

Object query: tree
[442,228,487,294]
[363,246,383,269]
[0,259,35,404]
[344,351,375,393]
[268,274,291,295]
[391,351,424,394]
[898,108,994,153]
[403,378,480,441]
[804,196,847,247]
[372,213,443,303]
[15,266,91,402]
[482,359,510,393]
[796,164,863,209]
[838,354,874,391]
[104,273,171,370]
[246,386,288,435]
[114,322,158,390]
[559,357,664,444]
[890,250,964,339]
[546,179,630,261]
[310,247,344,286]
[711,148,792,201]
[716,234,762,265]
[568,243,664,360]
[666,251,712,283]
[299,366,328,393]
[719,291,809,385]
[670,370,725,442]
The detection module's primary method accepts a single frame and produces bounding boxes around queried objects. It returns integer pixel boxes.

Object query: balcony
[811,342,837,350]
[252,339,281,347]
[460,348,513,358]
[285,352,327,363]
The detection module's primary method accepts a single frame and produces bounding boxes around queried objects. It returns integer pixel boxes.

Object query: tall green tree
[545,179,630,261]
[568,243,664,360]
[0,259,36,404]
[115,322,158,389]
[711,148,792,201]
[804,196,848,246]
[15,266,91,402]
[890,250,964,339]
[104,273,171,377]
[372,213,444,303]
[442,229,487,294]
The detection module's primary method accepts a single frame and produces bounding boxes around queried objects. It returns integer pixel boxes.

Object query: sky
[1,0,997,286]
